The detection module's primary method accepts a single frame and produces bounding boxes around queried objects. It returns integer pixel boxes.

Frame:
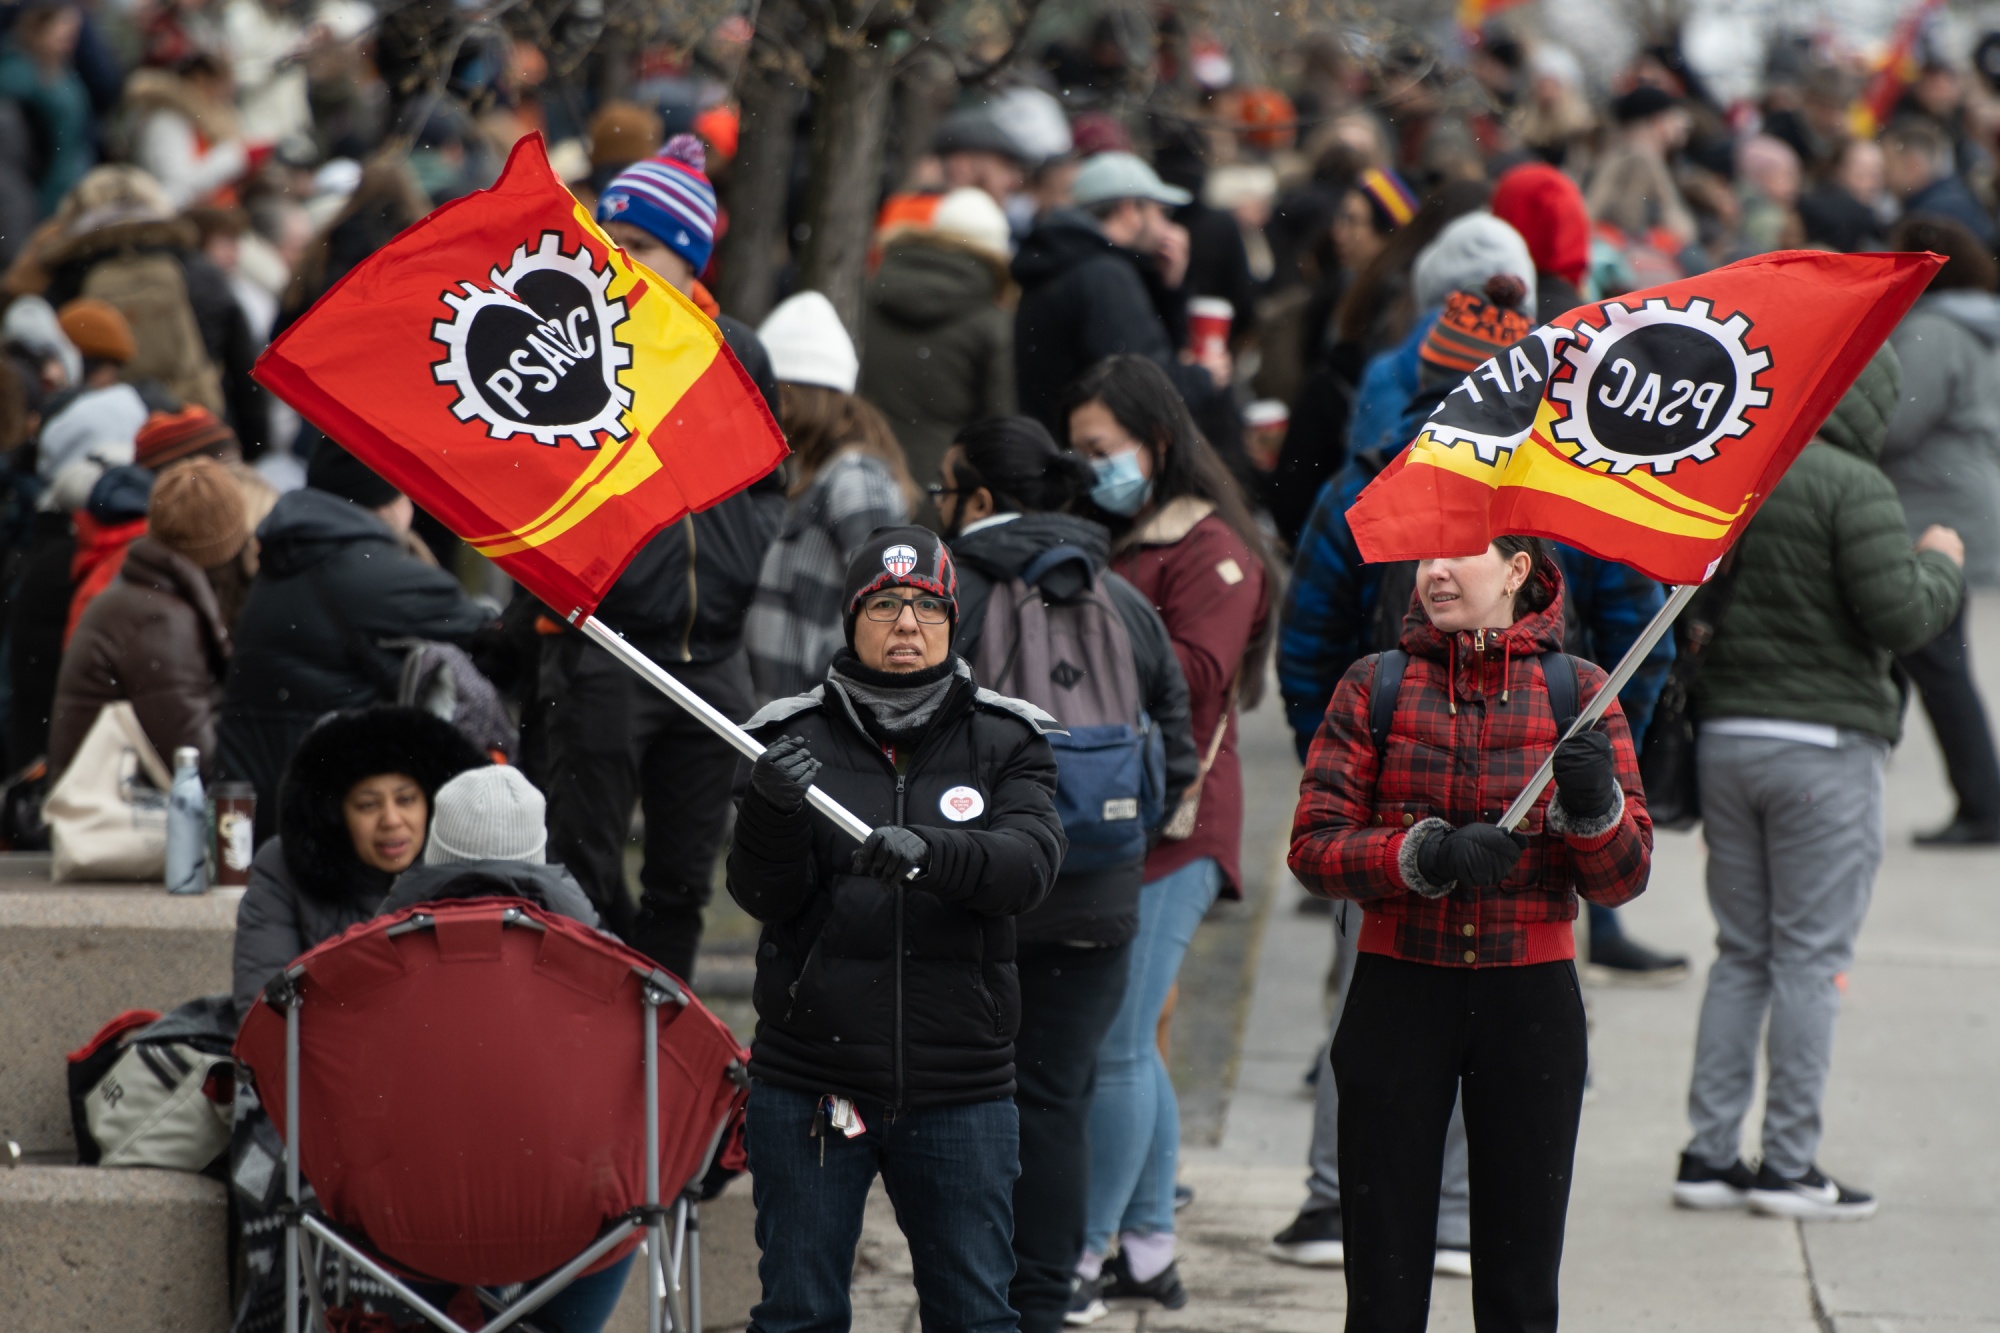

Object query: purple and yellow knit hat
[1355,166,1419,231]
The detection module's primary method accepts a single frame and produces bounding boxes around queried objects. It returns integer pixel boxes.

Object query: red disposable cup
[1188,297,1234,360]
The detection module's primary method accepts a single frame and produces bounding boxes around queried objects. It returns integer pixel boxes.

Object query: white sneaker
[1746,1164,1878,1221]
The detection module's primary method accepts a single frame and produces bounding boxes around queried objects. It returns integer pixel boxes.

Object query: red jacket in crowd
[1288,568,1651,967]
[1114,497,1270,897]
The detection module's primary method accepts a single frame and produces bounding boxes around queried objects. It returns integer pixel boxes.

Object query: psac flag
[1346,250,1942,585]
[253,134,786,616]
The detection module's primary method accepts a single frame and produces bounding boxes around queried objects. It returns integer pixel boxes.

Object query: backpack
[67,995,236,1173]
[970,545,1165,873]
[81,251,224,414]
[1369,648,1580,751]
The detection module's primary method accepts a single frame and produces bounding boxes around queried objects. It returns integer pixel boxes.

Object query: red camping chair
[235,897,749,1333]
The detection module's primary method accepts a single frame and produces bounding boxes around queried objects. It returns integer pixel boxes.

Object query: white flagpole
[574,613,878,845]
[1495,581,1701,832]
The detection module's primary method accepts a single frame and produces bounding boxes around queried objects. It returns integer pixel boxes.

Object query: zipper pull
[1474,628,1485,653]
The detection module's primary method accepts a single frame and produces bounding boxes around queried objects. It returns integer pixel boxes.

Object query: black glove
[853,825,929,884]
[1551,730,1617,820]
[748,735,822,814]
[1417,822,1527,891]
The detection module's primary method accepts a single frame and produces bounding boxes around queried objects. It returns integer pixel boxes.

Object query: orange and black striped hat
[1418,286,1533,376]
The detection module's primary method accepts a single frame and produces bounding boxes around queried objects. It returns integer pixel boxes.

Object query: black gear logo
[1549,297,1771,475]
[430,232,633,448]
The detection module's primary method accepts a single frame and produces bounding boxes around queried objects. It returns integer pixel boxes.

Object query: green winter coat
[858,236,1015,507]
[1693,343,1963,742]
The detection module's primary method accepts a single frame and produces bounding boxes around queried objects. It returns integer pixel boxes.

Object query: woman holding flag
[1288,538,1652,1331]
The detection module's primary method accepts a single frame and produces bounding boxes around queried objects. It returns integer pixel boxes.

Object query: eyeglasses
[925,482,966,500]
[860,593,952,625]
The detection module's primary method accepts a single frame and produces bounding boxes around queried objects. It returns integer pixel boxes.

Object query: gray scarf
[827,654,965,743]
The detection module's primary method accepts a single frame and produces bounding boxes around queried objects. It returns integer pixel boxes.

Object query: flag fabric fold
[1346,249,1942,585]
[254,134,787,617]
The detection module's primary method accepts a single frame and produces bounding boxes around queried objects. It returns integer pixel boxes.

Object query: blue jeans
[407,1251,634,1333]
[1082,858,1222,1255]
[745,1081,1020,1333]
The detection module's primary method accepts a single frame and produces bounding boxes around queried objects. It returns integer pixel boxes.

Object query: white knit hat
[1413,212,1537,315]
[930,187,1012,259]
[757,290,859,394]
[424,765,548,865]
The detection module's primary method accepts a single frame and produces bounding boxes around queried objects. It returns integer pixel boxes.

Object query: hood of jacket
[119,535,231,665]
[870,239,1004,328]
[255,485,400,580]
[1815,341,1902,463]
[1400,561,1568,666]
[1011,209,1127,288]
[277,707,490,904]
[952,512,1109,581]
[1920,288,2000,345]
[379,859,600,927]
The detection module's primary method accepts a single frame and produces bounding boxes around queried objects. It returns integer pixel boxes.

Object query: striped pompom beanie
[595,134,719,271]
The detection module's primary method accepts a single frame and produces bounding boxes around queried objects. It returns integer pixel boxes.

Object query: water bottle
[166,746,208,895]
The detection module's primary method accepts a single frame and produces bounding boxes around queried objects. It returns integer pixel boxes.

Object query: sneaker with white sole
[1063,1274,1108,1326]
[1267,1205,1344,1267]
[1433,1245,1473,1278]
[1673,1151,1757,1210]
[1746,1163,1878,1221]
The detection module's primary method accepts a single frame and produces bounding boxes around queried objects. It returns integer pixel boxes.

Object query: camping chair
[235,897,749,1333]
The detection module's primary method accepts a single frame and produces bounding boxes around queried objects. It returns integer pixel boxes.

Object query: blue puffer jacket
[1277,449,1675,761]
[1344,311,1439,460]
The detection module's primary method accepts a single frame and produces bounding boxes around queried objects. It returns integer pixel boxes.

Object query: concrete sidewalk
[846,592,2000,1330]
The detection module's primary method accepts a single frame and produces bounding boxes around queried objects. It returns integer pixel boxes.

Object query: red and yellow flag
[1347,250,1941,584]
[254,135,787,617]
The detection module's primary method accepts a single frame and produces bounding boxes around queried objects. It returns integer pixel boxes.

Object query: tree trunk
[795,27,895,337]
[713,0,804,324]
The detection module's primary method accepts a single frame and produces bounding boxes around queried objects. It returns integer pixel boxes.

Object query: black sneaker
[1746,1163,1878,1221]
[1267,1205,1343,1267]
[1914,817,2000,846]
[1100,1251,1189,1310]
[1063,1274,1108,1326]
[1672,1151,1757,1210]
[1587,932,1690,987]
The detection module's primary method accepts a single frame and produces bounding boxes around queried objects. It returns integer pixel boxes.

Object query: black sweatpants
[541,635,751,981]
[1900,602,2000,826]
[1010,940,1133,1333]
[1332,953,1588,1333]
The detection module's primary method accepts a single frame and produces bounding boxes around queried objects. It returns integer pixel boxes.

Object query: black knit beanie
[841,525,959,647]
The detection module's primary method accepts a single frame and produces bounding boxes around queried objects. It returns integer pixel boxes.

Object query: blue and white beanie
[595,134,718,273]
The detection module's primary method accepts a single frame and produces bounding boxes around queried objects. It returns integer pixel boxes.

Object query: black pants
[541,636,751,980]
[1010,940,1133,1333]
[1899,602,2000,825]
[1332,954,1587,1333]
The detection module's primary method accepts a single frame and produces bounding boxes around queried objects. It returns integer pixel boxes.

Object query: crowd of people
[8,4,2000,1331]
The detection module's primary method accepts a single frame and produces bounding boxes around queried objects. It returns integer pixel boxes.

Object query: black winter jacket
[217,489,493,837]
[951,513,1199,944]
[1012,210,1223,431]
[590,314,786,663]
[729,664,1066,1109]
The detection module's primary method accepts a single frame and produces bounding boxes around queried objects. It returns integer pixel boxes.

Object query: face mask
[1089,448,1153,517]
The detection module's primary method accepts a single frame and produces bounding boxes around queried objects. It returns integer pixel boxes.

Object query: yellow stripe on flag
[1406,400,1751,542]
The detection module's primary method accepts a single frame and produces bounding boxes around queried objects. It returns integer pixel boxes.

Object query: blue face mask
[1090,448,1153,517]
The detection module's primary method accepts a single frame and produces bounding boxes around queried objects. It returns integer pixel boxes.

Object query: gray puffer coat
[1884,289,2000,586]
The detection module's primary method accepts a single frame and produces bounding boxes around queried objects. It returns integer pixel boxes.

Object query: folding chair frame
[269,907,737,1333]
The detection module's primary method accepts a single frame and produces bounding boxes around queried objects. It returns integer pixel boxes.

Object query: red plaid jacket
[1288,572,1651,967]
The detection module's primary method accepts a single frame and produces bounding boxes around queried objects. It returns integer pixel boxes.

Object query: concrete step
[0,883,239,1157]
[0,1164,230,1331]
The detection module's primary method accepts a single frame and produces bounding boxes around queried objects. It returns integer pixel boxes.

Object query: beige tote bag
[48,702,174,883]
